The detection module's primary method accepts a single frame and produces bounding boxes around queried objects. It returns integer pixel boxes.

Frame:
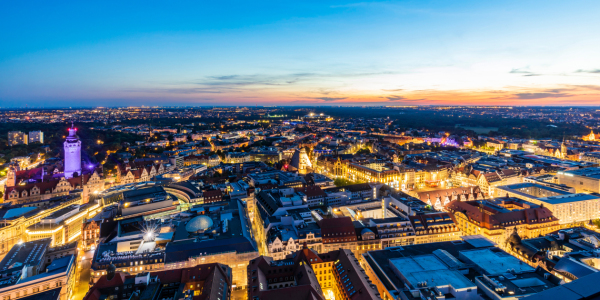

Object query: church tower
[64,123,82,179]
[560,139,567,158]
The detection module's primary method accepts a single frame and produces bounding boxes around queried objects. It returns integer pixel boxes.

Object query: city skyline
[2,0,600,107]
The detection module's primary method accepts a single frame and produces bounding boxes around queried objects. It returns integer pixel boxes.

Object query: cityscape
[2,1,600,300]
[0,106,599,300]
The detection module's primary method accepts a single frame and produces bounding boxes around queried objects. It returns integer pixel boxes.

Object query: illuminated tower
[64,123,82,178]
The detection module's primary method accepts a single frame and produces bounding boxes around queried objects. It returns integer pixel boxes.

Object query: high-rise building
[28,130,44,144]
[7,131,28,146]
[64,124,82,178]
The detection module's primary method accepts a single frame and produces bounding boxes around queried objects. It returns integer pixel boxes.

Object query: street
[72,250,95,300]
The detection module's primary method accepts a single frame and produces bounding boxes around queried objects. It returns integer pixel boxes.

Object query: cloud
[509,68,531,74]
[382,88,404,92]
[509,67,541,77]
[311,97,348,102]
[123,87,227,94]
[201,74,303,87]
[385,95,406,101]
[573,85,600,91]
[575,69,600,74]
[514,92,571,100]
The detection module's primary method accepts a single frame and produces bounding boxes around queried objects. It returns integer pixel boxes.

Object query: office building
[362,235,561,300]
[557,168,600,193]
[28,131,44,144]
[8,131,28,146]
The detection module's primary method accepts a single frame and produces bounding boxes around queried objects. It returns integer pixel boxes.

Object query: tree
[334,178,356,187]
[355,148,370,155]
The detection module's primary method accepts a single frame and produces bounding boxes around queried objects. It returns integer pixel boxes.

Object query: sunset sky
[1,0,600,107]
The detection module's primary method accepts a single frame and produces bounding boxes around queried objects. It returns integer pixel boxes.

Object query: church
[4,124,104,204]
[583,130,597,142]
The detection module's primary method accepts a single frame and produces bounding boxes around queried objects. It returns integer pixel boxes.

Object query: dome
[506,228,522,246]
[186,215,213,233]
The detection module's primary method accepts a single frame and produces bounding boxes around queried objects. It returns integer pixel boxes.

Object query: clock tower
[64,123,82,178]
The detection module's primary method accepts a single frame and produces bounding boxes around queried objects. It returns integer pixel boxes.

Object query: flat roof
[497,182,571,198]
[562,167,600,179]
[2,207,38,219]
[390,255,474,289]
[538,193,600,204]
[460,249,534,275]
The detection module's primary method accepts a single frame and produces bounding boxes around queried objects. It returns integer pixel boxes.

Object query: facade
[408,213,463,244]
[477,169,522,195]
[248,245,380,300]
[26,203,101,246]
[63,125,81,179]
[415,186,484,210]
[0,239,76,300]
[558,167,600,193]
[85,263,232,300]
[4,170,104,205]
[28,131,44,144]
[116,160,166,184]
[0,195,84,258]
[446,198,560,246]
[8,131,28,146]
[581,152,600,165]
[536,194,600,225]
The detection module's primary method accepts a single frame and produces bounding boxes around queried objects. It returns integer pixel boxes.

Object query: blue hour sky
[1,0,600,107]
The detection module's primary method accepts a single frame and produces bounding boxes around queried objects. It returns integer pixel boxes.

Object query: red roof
[294,186,326,198]
[318,217,356,244]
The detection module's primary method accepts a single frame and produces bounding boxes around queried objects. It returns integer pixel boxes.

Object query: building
[294,186,327,207]
[248,245,380,300]
[247,254,325,300]
[247,170,306,188]
[116,160,167,184]
[0,195,85,258]
[581,152,600,165]
[525,271,600,300]
[25,203,101,246]
[82,220,100,250]
[63,124,81,179]
[0,239,76,300]
[535,193,600,225]
[28,131,44,144]
[89,197,255,288]
[558,167,600,193]
[116,186,176,220]
[502,227,600,282]
[445,198,560,246]
[477,169,522,195]
[492,183,598,224]
[415,186,484,210]
[362,235,561,300]
[4,170,104,205]
[346,162,400,187]
[4,124,105,204]
[289,148,312,175]
[84,263,232,300]
[225,152,251,164]
[408,213,462,244]
[8,131,28,146]
[582,130,597,141]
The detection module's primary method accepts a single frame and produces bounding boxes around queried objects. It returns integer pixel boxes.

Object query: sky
[1,0,600,107]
